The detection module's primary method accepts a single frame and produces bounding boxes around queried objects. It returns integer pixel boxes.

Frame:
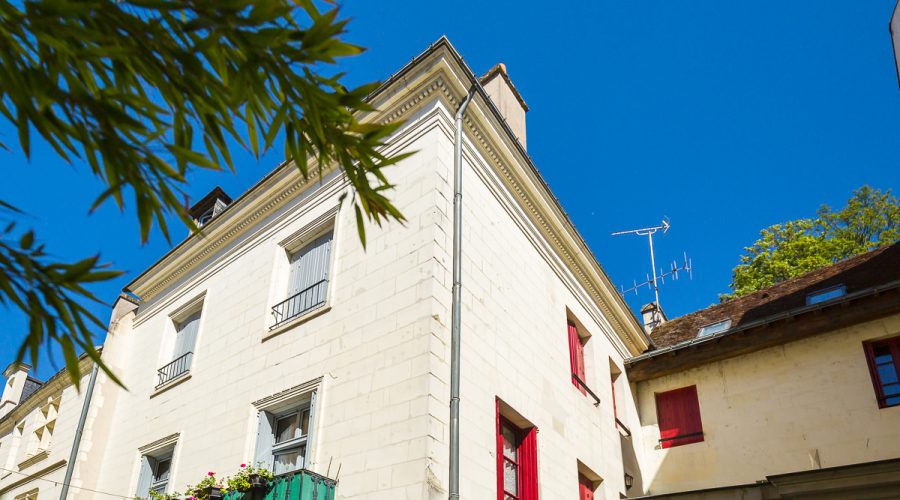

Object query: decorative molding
[253,376,323,410]
[138,432,180,454]
[279,205,339,252]
[0,459,65,494]
[17,449,48,470]
[168,291,206,322]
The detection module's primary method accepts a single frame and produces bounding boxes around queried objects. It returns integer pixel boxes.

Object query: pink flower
[208,471,215,476]
[241,463,247,468]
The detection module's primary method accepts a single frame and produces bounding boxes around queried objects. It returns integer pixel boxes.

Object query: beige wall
[635,313,900,495]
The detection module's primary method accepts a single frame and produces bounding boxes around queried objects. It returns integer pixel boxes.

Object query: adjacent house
[0,36,897,500]
[628,243,900,498]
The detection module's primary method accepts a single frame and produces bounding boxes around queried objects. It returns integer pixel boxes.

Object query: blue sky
[1,1,899,379]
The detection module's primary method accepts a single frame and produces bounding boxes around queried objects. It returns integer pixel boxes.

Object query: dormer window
[698,319,731,338]
[806,285,846,305]
[187,187,232,228]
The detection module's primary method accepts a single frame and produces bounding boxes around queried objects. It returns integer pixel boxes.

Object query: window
[254,389,318,475]
[496,400,538,500]
[136,451,174,498]
[610,360,622,425]
[272,231,334,327]
[863,336,900,409]
[157,304,202,388]
[807,284,846,305]
[697,319,731,338]
[568,322,587,395]
[655,385,704,448]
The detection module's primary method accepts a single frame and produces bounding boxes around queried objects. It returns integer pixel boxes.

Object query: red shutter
[611,376,618,423]
[496,399,504,500]
[519,426,539,500]
[568,322,586,395]
[578,473,594,500]
[656,386,703,448]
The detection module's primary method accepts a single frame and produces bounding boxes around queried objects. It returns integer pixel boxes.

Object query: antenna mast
[612,219,692,318]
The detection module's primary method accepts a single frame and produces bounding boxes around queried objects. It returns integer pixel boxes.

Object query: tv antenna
[612,219,692,312]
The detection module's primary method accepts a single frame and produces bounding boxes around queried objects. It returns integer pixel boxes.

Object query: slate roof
[649,242,900,349]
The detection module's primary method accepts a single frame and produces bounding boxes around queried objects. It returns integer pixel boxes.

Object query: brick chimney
[480,63,529,149]
[641,302,667,333]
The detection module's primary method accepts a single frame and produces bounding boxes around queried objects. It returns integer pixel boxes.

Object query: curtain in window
[287,233,333,310]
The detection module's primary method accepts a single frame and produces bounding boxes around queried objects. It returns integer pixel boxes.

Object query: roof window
[806,284,846,305]
[697,319,732,338]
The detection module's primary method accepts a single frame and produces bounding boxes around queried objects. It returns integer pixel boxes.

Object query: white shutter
[286,232,333,314]
[303,389,318,468]
[173,311,201,359]
[253,411,276,470]
[135,455,155,498]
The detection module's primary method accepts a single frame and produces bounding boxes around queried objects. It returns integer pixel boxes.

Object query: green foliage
[226,463,275,492]
[724,186,900,300]
[148,490,181,500]
[186,472,224,500]
[0,1,408,385]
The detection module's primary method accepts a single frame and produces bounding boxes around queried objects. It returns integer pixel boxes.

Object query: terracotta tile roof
[650,242,900,349]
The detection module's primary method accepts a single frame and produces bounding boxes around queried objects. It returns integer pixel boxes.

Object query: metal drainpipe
[449,87,476,500]
[59,362,99,500]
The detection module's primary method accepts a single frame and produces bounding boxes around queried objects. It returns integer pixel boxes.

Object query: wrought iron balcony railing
[222,469,336,500]
[156,352,192,388]
[271,279,328,328]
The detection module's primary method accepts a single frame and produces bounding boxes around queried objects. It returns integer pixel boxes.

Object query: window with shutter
[254,389,318,475]
[157,305,203,389]
[863,336,900,408]
[273,231,334,327]
[568,322,586,395]
[496,401,539,500]
[135,449,174,498]
[655,385,704,448]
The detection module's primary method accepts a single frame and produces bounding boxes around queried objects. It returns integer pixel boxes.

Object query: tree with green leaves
[0,0,409,386]
[724,186,900,300]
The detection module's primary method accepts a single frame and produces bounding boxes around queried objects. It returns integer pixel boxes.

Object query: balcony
[223,469,336,500]
[271,279,328,328]
[156,352,192,388]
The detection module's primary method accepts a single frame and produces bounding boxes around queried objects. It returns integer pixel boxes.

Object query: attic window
[697,319,731,338]
[807,285,846,305]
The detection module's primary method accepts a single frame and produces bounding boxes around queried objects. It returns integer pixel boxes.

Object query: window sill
[150,373,192,399]
[263,305,331,342]
[18,449,49,470]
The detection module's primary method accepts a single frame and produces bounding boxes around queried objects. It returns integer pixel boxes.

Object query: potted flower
[226,463,275,493]
[186,472,225,500]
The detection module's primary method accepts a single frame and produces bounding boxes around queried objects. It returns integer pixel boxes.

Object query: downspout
[59,362,99,500]
[450,86,476,500]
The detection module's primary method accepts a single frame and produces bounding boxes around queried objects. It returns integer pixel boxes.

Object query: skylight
[697,319,732,338]
[807,285,846,305]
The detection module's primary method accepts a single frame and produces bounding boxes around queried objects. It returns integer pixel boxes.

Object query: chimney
[0,363,33,418]
[641,302,667,333]
[480,64,529,149]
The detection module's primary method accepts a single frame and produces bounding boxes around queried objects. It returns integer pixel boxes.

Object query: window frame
[655,385,704,449]
[697,319,731,338]
[271,227,336,329]
[806,284,847,305]
[149,454,172,494]
[495,400,538,500]
[253,384,319,477]
[863,336,900,409]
